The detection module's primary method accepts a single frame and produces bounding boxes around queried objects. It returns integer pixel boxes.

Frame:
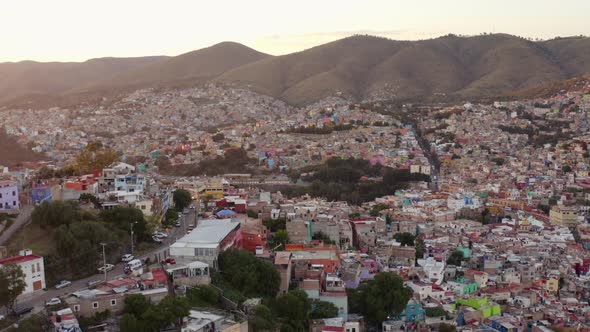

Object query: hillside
[1,34,590,107]
[219,34,590,105]
[0,56,167,104]
[0,128,45,166]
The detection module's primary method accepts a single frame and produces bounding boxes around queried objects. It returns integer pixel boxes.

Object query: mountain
[0,56,167,104]
[218,34,590,105]
[1,35,590,108]
[0,42,269,108]
[92,42,270,88]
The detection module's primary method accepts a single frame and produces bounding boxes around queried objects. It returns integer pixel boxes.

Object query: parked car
[14,306,33,317]
[153,232,168,238]
[165,258,176,264]
[0,314,5,321]
[174,221,181,227]
[122,254,134,262]
[187,225,194,230]
[152,236,163,243]
[97,264,114,273]
[45,298,62,306]
[190,205,195,209]
[183,208,190,214]
[87,279,102,288]
[55,280,72,289]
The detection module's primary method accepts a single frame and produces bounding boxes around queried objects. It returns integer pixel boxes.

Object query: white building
[169,219,241,268]
[0,249,46,294]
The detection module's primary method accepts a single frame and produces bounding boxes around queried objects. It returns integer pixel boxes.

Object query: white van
[126,259,143,271]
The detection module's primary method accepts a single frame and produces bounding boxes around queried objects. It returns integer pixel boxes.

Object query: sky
[1,0,589,62]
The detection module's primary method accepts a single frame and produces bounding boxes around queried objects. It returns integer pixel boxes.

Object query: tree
[250,304,276,332]
[447,250,465,266]
[348,272,412,325]
[0,263,27,315]
[415,239,425,260]
[274,230,289,250]
[186,285,220,307]
[263,218,287,232]
[312,232,335,245]
[218,249,281,298]
[100,206,149,241]
[75,141,120,174]
[32,200,81,228]
[393,232,415,246]
[310,300,339,319]
[562,165,572,173]
[120,313,143,332]
[173,189,192,211]
[157,296,191,328]
[124,294,152,318]
[165,208,179,227]
[276,290,310,331]
[247,210,259,218]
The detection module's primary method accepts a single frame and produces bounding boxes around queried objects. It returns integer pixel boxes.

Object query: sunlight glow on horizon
[2,0,589,62]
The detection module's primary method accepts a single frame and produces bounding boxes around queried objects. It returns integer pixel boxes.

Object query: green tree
[173,189,192,211]
[15,313,45,332]
[218,249,281,298]
[100,206,149,241]
[447,250,465,266]
[247,210,259,218]
[276,290,310,331]
[124,294,152,318]
[263,218,287,232]
[157,296,191,328]
[310,300,339,319]
[562,165,572,172]
[0,263,27,315]
[312,232,335,245]
[274,230,289,250]
[348,272,412,325]
[120,313,143,332]
[393,232,415,246]
[165,208,179,227]
[415,238,425,259]
[32,200,81,228]
[186,285,220,307]
[250,304,276,332]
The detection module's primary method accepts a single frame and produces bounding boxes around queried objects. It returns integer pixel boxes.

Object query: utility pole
[100,242,107,282]
[130,221,137,255]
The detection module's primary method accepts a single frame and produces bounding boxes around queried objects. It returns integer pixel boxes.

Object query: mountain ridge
[1,34,590,108]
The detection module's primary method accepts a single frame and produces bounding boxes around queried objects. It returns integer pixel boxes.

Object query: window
[111,299,117,306]
[32,264,35,273]
[92,302,99,309]
[13,201,16,206]
[73,305,80,312]
[37,262,40,272]
[12,191,16,196]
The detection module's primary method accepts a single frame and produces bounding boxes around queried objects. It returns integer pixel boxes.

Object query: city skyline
[2,0,589,62]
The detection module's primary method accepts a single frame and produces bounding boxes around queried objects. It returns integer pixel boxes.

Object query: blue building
[31,182,52,205]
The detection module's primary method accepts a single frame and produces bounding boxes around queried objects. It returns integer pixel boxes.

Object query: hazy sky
[2,0,589,62]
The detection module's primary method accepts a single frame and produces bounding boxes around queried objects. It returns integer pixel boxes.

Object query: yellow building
[549,206,578,226]
[197,181,224,200]
[546,277,559,293]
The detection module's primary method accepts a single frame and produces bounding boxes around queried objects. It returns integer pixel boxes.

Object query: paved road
[15,209,198,311]
[0,205,33,246]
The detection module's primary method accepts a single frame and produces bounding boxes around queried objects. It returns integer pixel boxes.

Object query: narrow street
[0,205,33,246]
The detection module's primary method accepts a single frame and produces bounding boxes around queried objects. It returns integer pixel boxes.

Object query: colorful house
[454,297,501,319]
